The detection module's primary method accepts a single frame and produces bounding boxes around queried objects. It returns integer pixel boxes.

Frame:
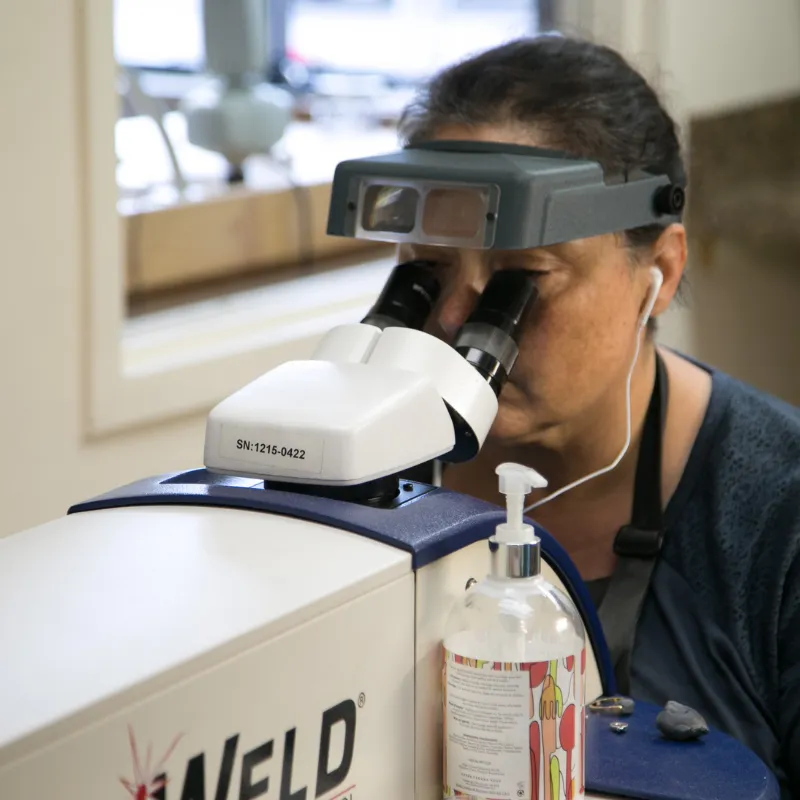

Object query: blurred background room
[0,0,798,536]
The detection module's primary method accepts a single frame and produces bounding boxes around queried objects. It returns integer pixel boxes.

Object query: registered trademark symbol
[358,693,366,708]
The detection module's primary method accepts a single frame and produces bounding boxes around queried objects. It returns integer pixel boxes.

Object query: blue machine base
[585,700,779,800]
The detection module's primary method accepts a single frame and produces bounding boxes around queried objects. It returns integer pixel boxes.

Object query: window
[90,0,552,436]
[455,0,535,10]
[115,0,542,81]
[286,0,540,79]
[114,0,204,72]
[114,0,544,308]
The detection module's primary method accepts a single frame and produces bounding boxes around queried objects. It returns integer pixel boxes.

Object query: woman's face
[397,123,673,448]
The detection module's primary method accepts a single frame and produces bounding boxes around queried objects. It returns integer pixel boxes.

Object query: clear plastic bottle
[442,463,587,800]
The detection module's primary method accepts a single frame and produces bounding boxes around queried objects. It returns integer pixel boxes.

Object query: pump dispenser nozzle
[490,462,548,578]
[495,463,547,544]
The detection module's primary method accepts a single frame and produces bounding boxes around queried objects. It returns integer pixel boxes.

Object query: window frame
[83,0,647,437]
[85,0,395,437]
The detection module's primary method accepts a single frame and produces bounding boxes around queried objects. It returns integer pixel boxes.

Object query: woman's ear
[650,223,687,317]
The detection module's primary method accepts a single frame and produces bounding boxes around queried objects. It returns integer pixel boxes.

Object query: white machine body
[0,504,603,800]
[204,324,499,485]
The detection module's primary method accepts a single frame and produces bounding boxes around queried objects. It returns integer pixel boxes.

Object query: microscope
[0,141,777,800]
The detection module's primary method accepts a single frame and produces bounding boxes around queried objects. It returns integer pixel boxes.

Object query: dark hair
[398,36,686,257]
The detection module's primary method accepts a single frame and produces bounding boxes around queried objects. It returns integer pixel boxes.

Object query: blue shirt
[625,365,800,797]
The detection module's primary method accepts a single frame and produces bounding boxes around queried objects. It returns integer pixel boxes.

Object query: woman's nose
[435,284,480,341]
[429,257,488,342]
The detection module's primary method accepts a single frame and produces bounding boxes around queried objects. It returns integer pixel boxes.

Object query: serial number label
[236,440,307,460]
[220,426,324,474]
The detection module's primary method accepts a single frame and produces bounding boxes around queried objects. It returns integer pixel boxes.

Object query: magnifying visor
[327,140,685,250]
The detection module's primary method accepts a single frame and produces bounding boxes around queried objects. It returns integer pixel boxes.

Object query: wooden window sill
[118,116,400,296]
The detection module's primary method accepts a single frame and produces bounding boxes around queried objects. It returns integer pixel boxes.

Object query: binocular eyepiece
[453,268,537,395]
[361,260,538,397]
[361,260,443,332]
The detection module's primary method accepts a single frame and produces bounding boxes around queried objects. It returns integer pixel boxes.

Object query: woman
[396,36,800,795]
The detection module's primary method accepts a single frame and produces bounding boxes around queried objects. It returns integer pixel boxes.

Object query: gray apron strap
[598,353,668,695]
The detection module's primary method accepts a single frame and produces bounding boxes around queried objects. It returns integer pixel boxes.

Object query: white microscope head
[204,261,538,487]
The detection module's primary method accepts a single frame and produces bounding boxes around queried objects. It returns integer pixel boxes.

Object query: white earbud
[639,266,664,329]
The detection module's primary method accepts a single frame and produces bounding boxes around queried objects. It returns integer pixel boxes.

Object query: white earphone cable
[524,324,643,512]
[524,269,661,513]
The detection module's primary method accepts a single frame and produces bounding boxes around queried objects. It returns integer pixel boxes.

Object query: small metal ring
[609,721,629,734]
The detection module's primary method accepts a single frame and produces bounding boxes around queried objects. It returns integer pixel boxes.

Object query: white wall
[575,0,800,115]
[1,0,798,538]
[0,0,206,537]
[659,0,800,119]
[580,0,800,401]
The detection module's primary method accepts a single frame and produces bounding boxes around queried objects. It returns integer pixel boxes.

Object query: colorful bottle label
[443,648,586,800]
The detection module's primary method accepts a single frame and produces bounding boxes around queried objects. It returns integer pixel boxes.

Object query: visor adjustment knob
[654,184,685,215]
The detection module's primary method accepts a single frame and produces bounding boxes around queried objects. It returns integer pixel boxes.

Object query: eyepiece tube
[454,269,538,395]
[361,260,442,330]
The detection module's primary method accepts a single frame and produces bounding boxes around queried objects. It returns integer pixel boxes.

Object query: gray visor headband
[326,140,685,250]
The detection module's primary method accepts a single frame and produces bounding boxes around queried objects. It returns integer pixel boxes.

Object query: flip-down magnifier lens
[358,180,496,248]
[361,185,419,235]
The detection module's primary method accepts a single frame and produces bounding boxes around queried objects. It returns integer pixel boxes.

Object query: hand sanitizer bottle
[442,463,587,800]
